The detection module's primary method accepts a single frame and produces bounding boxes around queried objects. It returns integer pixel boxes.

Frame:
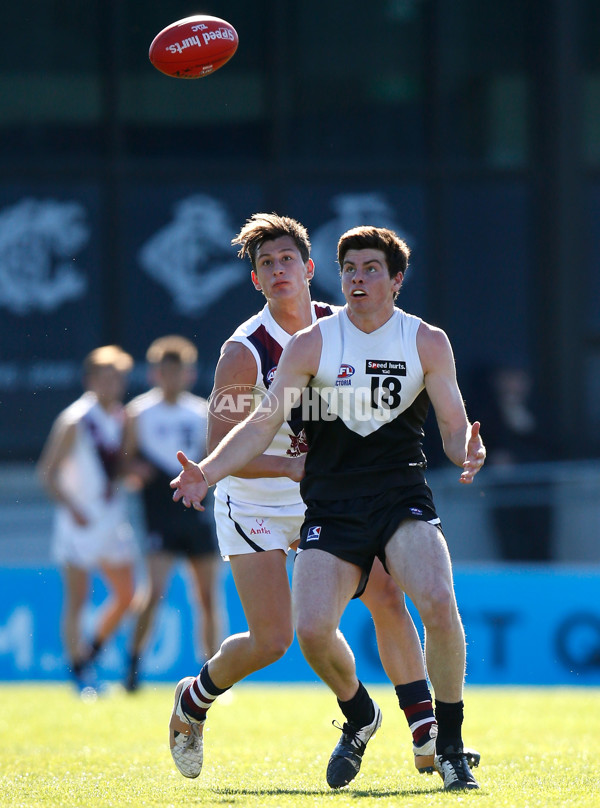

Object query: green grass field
[1,683,599,808]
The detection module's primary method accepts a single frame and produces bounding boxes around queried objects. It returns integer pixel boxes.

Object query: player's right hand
[170,451,208,511]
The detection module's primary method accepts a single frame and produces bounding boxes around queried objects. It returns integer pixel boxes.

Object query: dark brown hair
[232,212,311,269]
[337,226,410,278]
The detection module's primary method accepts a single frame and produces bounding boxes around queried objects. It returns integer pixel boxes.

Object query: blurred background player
[37,345,136,692]
[123,335,221,692]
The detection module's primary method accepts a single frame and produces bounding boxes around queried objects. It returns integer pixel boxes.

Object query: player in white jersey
[38,346,137,691]
[171,224,486,791]
[212,298,336,554]
[122,336,221,692]
[167,214,478,785]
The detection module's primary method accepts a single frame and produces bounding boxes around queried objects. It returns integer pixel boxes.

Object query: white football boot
[413,722,438,773]
[169,676,205,778]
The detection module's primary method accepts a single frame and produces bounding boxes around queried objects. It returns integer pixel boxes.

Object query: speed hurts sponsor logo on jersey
[336,364,355,386]
[365,359,406,375]
[409,507,423,517]
[306,526,321,542]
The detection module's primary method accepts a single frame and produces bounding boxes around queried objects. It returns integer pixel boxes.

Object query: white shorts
[213,493,306,559]
[51,500,137,570]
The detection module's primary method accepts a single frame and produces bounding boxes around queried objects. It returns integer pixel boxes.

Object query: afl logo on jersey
[266,366,277,385]
[337,364,355,379]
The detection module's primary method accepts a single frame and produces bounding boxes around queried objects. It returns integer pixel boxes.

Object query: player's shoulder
[178,390,209,414]
[126,388,162,415]
[312,304,343,337]
[218,336,256,368]
[415,316,449,343]
[415,317,453,366]
[395,306,423,324]
[60,392,95,425]
[277,324,322,379]
[218,308,268,373]
[227,306,267,340]
[287,318,324,352]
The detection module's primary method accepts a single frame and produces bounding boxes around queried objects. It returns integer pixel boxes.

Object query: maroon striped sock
[180,663,230,724]
[395,680,436,746]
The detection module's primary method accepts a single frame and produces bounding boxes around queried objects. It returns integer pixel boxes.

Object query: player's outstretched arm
[171,400,284,510]
[207,340,306,480]
[172,328,320,509]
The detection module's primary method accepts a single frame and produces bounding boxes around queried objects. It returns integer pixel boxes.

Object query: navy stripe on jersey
[226,496,265,552]
[247,325,283,388]
[247,323,302,434]
[82,413,121,481]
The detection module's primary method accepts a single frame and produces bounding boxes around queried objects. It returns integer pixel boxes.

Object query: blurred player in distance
[123,335,222,692]
[167,213,479,785]
[37,345,137,692]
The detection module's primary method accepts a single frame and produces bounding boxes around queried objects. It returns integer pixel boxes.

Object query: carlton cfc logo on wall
[0,198,90,315]
[337,364,355,379]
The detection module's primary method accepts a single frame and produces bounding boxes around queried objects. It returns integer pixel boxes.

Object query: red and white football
[149,15,238,79]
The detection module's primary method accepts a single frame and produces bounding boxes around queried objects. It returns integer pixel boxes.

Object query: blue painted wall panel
[0,566,598,685]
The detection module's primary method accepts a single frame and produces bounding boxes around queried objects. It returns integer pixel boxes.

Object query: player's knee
[295,616,334,655]
[255,630,293,664]
[418,583,456,630]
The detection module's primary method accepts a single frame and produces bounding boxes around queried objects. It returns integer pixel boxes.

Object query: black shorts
[144,517,219,558]
[141,469,219,558]
[299,482,442,596]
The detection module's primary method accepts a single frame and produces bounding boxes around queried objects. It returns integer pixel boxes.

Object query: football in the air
[149,15,238,79]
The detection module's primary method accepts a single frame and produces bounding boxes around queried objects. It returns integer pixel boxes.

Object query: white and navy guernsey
[301,306,430,501]
[127,388,210,533]
[57,391,126,517]
[215,300,336,507]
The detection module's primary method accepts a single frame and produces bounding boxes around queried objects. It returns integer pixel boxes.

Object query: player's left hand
[459,421,486,484]
[170,450,209,511]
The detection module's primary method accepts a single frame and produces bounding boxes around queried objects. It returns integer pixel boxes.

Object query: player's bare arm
[417,322,485,483]
[172,327,321,509]
[121,409,155,487]
[37,417,88,524]
[208,340,305,481]
[121,408,138,468]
